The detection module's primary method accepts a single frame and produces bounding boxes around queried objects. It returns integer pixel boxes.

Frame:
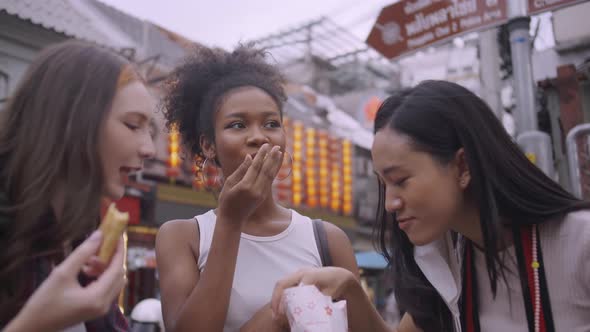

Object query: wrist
[341,272,364,302]
[5,310,46,332]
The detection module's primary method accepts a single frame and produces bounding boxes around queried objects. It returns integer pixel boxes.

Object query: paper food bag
[282,284,348,332]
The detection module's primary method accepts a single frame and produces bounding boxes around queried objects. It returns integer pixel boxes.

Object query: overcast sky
[99,0,555,52]
[98,0,395,49]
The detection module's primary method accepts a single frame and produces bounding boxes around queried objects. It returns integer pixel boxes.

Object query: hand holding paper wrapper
[282,284,348,332]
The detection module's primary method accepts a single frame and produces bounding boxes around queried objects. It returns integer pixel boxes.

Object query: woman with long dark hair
[1,40,156,331]
[271,80,590,332]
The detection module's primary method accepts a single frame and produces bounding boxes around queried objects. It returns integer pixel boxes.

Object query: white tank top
[195,209,323,332]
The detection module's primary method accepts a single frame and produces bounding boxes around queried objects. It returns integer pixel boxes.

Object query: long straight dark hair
[373,80,590,331]
[0,40,134,322]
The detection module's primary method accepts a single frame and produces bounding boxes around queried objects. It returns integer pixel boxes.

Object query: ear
[200,134,216,159]
[454,148,471,189]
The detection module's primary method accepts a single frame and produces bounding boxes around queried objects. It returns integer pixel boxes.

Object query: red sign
[527,0,586,15]
[100,196,141,225]
[367,0,508,59]
[115,196,141,225]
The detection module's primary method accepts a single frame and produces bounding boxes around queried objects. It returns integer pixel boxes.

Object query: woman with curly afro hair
[155,44,359,332]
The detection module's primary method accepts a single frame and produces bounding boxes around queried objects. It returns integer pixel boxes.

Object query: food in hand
[98,203,129,263]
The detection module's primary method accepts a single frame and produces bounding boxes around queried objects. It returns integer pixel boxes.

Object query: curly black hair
[163,44,287,158]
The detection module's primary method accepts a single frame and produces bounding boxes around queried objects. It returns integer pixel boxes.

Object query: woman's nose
[140,133,156,159]
[384,188,402,213]
[246,127,270,146]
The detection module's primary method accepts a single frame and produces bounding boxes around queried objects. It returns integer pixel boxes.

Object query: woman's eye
[227,122,245,129]
[125,123,139,130]
[265,121,281,128]
[394,177,408,187]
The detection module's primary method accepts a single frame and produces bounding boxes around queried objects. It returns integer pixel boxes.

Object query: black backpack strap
[312,219,333,267]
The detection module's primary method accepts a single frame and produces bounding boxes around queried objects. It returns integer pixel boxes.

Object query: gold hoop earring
[201,157,222,190]
[276,151,293,181]
[192,156,203,189]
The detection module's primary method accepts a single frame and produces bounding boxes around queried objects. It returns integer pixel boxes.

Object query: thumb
[59,231,103,273]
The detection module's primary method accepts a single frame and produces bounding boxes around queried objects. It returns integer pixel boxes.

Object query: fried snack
[98,203,129,263]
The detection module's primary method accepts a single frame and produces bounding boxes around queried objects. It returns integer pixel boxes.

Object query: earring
[201,157,223,190]
[276,151,293,181]
[192,156,205,190]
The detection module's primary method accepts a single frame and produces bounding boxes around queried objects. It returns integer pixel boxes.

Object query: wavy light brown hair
[0,40,139,322]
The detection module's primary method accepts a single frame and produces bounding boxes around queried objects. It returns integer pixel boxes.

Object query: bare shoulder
[158,218,199,240]
[321,220,350,243]
[156,218,200,257]
[320,220,359,277]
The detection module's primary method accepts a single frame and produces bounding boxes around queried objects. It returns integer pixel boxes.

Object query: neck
[244,194,288,225]
[451,203,512,251]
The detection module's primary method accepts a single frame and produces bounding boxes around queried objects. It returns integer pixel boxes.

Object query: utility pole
[508,0,555,177]
[479,28,503,119]
[508,0,536,132]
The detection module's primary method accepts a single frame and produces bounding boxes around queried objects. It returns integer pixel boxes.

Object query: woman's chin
[104,184,125,201]
[406,231,437,247]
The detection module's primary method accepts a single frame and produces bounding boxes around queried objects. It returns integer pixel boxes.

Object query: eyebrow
[124,111,150,121]
[381,165,402,177]
[224,111,280,119]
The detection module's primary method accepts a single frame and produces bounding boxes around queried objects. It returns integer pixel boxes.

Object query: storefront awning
[355,251,388,270]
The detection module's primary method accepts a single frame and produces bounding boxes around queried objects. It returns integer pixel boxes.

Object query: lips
[397,216,415,231]
[120,166,142,176]
[397,216,415,223]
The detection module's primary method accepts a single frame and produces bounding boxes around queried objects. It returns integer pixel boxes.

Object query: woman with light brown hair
[0,40,156,331]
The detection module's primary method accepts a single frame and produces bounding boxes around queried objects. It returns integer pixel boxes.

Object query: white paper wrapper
[282,284,348,332]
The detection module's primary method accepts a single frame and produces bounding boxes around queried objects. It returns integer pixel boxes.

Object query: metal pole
[507,14,537,132]
[508,0,555,177]
[566,123,590,198]
[479,28,503,119]
[517,131,555,176]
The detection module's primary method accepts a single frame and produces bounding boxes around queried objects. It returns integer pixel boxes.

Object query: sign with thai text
[367,0,509,59]
[527,0,586,15]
